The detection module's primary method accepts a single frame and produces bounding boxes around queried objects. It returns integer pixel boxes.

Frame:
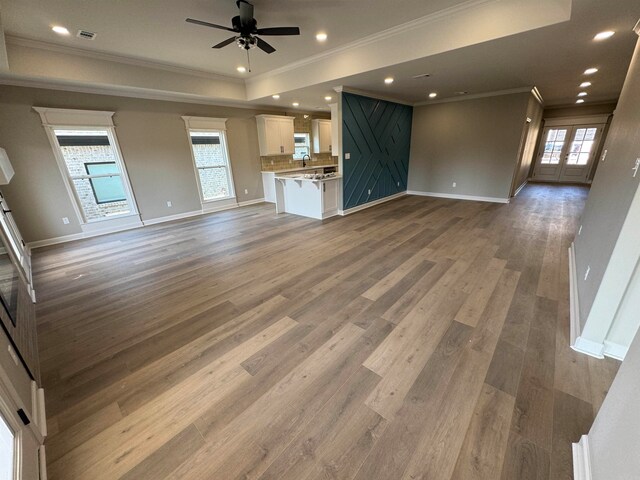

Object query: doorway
[532,123,606,183]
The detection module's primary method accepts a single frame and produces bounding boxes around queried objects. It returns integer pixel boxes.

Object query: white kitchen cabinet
[312,119,332,154]
[256,115,295,156]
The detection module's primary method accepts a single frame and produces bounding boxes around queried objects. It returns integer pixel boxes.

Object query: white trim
[572,336,605,359]
[6,35,243,84]
[238,198,265,207]
[39,445,48,480]
[247,0,495,84]
[543,115,611,127]
[339,191,407,216]
[603,340,628,361]
[407,190,510,204]
[141,210,204,226]
[80,214,142,234]
[572,435,593,480]
[415,87,533,106]
[531,86,544,105]
[182,116,228,131]
[513,181,527,197]
[33,106,115,127]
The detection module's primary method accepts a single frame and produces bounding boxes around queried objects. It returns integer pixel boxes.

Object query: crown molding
[414,87,534,106]
[532,86,544,105]
[246,0,496,86]
[5,35,244,84]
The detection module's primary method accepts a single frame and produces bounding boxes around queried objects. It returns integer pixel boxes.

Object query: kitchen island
[274,173,341,220]
[262,164,338,203]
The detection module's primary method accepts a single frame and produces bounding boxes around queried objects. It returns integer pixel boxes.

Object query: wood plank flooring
[34,184,620,480]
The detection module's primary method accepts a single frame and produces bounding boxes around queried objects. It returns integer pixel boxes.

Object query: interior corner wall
[0,85,278,244]
[573,35,640,344]
[512,93,544,194]
[407,91,530,201]
[341,92,412,210]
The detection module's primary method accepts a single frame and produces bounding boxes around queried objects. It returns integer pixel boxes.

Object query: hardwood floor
[34,184,620,480]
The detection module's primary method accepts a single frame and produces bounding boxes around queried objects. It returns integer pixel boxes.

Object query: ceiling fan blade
[212,36,237,49]
[237,0,254,27]
[256,27,300,36]
[186,18,236,32]
[256,37,276,54]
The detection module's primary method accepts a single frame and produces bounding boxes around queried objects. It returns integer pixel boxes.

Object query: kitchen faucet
[302,154,310,167]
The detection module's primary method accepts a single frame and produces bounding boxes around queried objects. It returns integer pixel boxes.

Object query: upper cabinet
[256,115,295,156]
[312,119,332,154]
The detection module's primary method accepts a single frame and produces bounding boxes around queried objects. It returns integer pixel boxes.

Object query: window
[293,133,310,160]
[188,131,235,201]
[541,128,567,164]
[567,127,598,165]
[34,107,141,231]
[54,130,135,221]
[0,411,15,480]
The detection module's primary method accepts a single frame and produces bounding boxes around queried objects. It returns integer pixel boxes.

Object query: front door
[533,124,605,184]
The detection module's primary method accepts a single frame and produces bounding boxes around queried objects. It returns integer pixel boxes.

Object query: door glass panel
[541,129,567,164]
[566,128,597,165]
[0,412,15,480]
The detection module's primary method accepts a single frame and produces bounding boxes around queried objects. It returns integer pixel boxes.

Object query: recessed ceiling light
[580,81,592,88]
[428,92,438,98]
[324,96,332,101]
[576,99,585,104]
[594,31,615,41]
[292,102,299,107]
[237,66,246,73]
[272,94,280,99]
[584,67,599,75]
[316,32,327,42]
[578,92,588,97]
[384,77,394,85]
[52,26,70,35]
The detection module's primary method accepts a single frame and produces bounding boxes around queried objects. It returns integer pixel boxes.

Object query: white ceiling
[1,0,472,77]
[1,0,639,108]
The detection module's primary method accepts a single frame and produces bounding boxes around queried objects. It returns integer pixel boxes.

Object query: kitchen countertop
[275,174,342,183]
[261,164,338,174]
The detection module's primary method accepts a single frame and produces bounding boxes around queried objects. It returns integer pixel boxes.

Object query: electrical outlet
[270,160,274,165]
[397,182,400,187]
[452,182,457,188]
[244,189,248,195]
[166,201,172,207]
[289,159,292,164]
[62,217,70,225]
[368,189,371,195]
[584,265,591,281]
[345,153,351,160]
[578,225,583,235]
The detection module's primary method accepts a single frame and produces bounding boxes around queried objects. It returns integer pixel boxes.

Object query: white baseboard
[569,243,605,359]
[513,181,527,197]
[28,198,265,249]
[603,340,628,361]
[407,190,510,204]
[573,435,593,480]
[141,210,204,226]
[338,191,407,216]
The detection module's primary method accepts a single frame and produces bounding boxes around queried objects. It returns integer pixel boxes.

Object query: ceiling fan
[186,0,300,55]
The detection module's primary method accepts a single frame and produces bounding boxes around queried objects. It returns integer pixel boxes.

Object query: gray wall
[573,37,640,332]
[0,85,282,243]
[512,94,544,194]
[408,91,530,200]
[588,327,640,479]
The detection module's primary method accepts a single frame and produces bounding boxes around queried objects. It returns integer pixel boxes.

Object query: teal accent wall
[342,92,413,210]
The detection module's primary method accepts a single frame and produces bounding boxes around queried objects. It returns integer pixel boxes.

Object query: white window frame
[293,132,311,160]
[182,117,237,211]
[0,381,22,480]
[34,107,141,233]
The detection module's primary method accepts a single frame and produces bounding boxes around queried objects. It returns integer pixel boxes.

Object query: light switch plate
[345,153,351,160]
